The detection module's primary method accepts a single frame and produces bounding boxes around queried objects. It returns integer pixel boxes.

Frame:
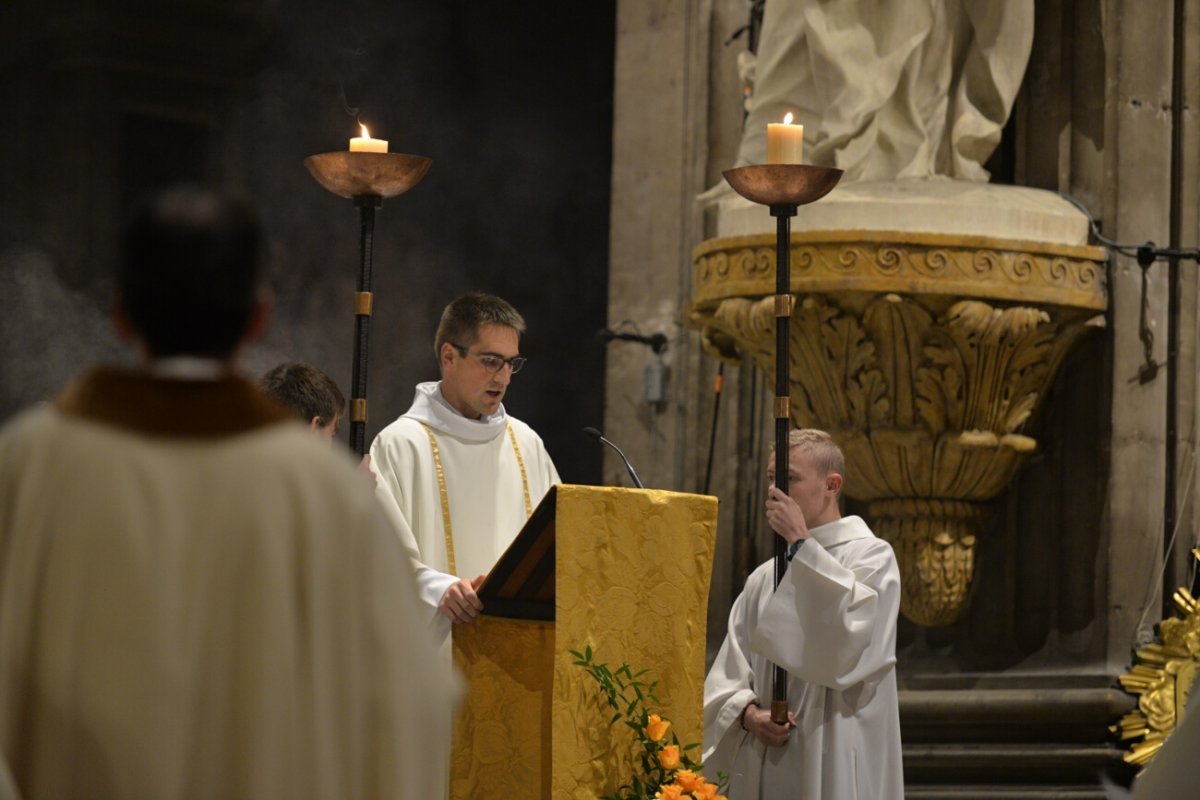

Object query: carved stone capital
[690,231,1107,624]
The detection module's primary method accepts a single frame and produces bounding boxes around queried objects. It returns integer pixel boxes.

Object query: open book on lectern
[475,484,560,621]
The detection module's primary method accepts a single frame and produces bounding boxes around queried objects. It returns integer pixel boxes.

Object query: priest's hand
[765,485,809,545]
[439,574,487,623]
[741,702,796,748]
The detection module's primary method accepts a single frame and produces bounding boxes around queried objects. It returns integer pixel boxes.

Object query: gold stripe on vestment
[507,423,533,519]
[420,421,534,577]
[420,422,457,576]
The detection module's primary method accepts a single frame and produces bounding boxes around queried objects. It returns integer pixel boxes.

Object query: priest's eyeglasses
[450,343,527,375]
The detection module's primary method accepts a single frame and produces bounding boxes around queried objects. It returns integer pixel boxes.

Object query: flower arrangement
[571,646,728,800]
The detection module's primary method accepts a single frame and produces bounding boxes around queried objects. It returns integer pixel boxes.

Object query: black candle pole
[770,202,796,725]
[719,162,843,728]
[303,150,432,458]
[350,194,382,457]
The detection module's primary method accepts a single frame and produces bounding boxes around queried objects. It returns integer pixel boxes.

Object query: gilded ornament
[1115,549,1200,770]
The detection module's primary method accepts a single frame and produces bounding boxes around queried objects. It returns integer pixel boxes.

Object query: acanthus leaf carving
[791,296,888,429]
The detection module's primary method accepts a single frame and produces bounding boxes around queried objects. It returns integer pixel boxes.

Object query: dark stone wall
[0,0,614,485]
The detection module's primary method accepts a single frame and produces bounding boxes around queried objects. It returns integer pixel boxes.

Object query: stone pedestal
[690,180,1107,625]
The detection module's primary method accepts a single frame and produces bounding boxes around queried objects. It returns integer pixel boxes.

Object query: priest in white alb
[703,429,904,799]
[370,292,560,638]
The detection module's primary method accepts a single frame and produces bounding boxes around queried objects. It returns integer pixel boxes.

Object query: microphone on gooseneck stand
[582,427,646,489]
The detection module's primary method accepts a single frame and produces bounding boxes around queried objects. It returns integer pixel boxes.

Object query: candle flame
[359,123,371,139]
[782,112,794,125]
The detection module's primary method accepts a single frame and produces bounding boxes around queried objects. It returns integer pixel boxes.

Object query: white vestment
[703,516,904,799]
[0,367,454,800]
[370,381,560,640]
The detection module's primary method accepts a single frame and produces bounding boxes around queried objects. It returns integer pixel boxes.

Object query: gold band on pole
[351,398,368,422]
[774,396,790,419]
[774,294,793,316]
[354,292,374,316]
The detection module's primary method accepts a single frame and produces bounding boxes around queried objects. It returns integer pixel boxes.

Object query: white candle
[349,124,388,153]
[766,112,804,164]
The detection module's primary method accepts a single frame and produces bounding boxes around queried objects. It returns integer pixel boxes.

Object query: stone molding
[693,231,1107,314]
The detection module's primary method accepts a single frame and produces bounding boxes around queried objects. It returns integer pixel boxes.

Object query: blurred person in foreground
[0,185,452,800]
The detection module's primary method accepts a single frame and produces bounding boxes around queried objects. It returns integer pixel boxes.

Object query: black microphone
[583,427,646,489]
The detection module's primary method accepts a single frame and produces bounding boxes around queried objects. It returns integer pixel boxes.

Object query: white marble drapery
[736,0,1034,182]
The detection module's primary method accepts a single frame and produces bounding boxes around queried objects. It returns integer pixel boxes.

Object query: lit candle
[349,124,388,153]
[766,112,804,164]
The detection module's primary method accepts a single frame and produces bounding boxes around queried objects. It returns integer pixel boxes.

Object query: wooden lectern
[449,484,718,799]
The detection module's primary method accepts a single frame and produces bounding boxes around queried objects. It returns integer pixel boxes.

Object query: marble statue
[735,0,1034,182]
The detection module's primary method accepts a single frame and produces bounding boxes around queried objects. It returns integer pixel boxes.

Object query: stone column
[606,0,709,492]
[1103,0,1174,672]
[607,0,761,651]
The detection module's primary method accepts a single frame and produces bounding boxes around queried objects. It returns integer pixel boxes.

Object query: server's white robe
[703,515,904,799]
[0,367,454,800]
[369,381,559,641]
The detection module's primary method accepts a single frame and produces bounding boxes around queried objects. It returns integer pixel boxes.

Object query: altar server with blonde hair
[703,429,904,799]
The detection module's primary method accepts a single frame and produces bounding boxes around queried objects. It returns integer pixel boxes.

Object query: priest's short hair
[433,292,526,359]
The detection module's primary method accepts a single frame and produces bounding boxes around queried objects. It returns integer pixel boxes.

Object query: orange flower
[691,781,721,800]
[645,713,671,742]
[658,744,681,770]
[674,769,702,792]
[655,786,685,800]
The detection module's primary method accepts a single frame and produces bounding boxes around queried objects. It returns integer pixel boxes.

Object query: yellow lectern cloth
[451,618,553,800]
[552,486,717,799]
[448,486,717,800]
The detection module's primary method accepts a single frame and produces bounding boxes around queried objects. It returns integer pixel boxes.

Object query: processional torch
[722,117,842,724]
[304,125,432,456]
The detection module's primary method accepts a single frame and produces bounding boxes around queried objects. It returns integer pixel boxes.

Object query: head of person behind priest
[115,183,268,368]
[260,361,346,441]
[433,292,528,420]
